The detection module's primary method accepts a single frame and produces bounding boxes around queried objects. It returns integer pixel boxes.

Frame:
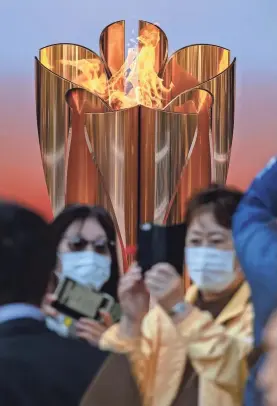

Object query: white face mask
[60,251,111,291]
[185,247,236,292]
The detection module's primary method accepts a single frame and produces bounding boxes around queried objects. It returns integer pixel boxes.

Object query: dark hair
[185,184,243,230]
[0,201,57,306]
[51,204,119,300]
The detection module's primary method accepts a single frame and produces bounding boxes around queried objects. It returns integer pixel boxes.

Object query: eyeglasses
[66,236,114,254]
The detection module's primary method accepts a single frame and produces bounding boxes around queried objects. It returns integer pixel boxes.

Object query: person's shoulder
[47,330,109,361]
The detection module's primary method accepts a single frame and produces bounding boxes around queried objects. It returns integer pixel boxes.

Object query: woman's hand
[41,293,58,318]
[118,264,150,323]
[118,264,150,338]
[75,310,114,347]
[145,263,184,313]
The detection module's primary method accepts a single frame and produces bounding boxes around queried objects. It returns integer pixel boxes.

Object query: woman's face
[186,210,233,250]
[185,210,242,292]
[58,217,111,259]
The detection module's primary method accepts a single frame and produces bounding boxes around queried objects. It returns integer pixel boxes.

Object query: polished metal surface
[65,88,111,207]
[140,106,198,226]
[39,43,107,95]
[163,45,235,183]
[165,88,213,220]
[65,95,197,266]
[37,44,109,214]
[36,22,235,270]
[99,20,125,78]
[36,57,73,214]
[85,105,139,268]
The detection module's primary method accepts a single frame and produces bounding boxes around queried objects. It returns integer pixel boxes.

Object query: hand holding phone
[52,277,120,322]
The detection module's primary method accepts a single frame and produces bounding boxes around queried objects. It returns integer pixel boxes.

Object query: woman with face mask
[98,185,254,406]
[44,204,119,346]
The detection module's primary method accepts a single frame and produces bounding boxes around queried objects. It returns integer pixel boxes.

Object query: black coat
[0,318,108,406]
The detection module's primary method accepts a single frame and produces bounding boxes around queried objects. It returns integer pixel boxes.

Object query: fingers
[144,278,164,295]
[76,318,106,333]
[150,263,178,277]
[43,304,58,318]
[128,263,142,276]
[145,272,168,286]
[118,265,142,296]
[99,310,114,327]
[44,293,57,305]
[144,263,182,299]
[146,263,181,284]
[76,331,99,346]
[42,293,58,318]
[145,264,176,287]
[119,276,140,294]
[76,318,107,345]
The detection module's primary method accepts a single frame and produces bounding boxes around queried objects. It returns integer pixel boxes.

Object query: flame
[61,26,172,110]
[61,58,107,98]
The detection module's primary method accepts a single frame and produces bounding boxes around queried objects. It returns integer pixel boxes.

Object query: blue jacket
[233,157,277,406]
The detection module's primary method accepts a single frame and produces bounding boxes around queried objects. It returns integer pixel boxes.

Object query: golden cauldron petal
[164,87,214,113]
[66,87,111,113]
[39,43,108,95]
[140,106,198,226]
[36,44,109,215]
[163,44,235,183]
[64,88,111,209]
[84,105,140,268]
[164,88,213,221]
[139,20,168,76]
[163,44,230,99]
[99,20,125,78]
[35,57,81,215]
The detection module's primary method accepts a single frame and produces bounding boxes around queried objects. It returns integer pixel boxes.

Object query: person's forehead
[65,219,84,235]
[65,218,106,238]
[82,218,106,236]
[187,210,227,233]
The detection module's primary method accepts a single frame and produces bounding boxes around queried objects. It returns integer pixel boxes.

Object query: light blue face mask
[59,251,112,291]
[185,247,236,292]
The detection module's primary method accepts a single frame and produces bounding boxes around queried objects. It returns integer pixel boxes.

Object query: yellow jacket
[100,282,253,406]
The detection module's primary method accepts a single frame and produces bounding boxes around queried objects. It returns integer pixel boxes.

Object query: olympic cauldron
[35,20,235,270]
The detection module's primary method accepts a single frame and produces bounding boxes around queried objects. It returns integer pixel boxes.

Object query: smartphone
[52,277,117,321]
[137,223,186,275]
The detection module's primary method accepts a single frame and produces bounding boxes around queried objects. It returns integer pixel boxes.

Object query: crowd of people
[0,157,277,406]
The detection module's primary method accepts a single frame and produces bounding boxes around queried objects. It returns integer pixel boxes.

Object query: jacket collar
[0,318,47,337]
[0,303,44,324]
[185,281,251,325]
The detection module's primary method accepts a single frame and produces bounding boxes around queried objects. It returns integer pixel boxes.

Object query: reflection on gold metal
[36,21,235,269]
[65,88,111,207]
[84,103,139,268]
[99,20,125,78]
[165,89,213,220]
[36,44,108,214]
[36,58,73,214]
[140,107,198,226]
[39,44,108,91]
[163,45,235,183]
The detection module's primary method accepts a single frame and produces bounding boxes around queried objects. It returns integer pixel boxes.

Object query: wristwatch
[168,301,187,317]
